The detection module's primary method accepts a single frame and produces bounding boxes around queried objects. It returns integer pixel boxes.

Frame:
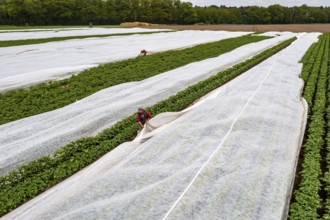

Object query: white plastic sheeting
[0,33,296,176]
[0,28,90,33]
[0,28,82,33]
[0,27,168,41]
[3,33,320,220]
[0,30,249,92]
[256,31,287,37]
[0,28,80,32]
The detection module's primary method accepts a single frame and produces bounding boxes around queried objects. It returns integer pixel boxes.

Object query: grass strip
[0,37,296,217]
[0,35,270,125]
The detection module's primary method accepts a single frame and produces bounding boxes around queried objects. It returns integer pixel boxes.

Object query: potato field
[0,27,329,220]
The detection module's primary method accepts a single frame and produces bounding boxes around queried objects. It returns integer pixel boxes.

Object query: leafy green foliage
[0,0,329,25]
[322,35,330,220]
[0,37,296,217]
[0,31,174,47]
[0,35,269,125]
[289,34,330,220]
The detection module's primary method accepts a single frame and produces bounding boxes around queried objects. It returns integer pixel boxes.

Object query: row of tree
[0,0,329,26]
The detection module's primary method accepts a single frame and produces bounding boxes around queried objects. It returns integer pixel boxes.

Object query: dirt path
[149,24,330,33]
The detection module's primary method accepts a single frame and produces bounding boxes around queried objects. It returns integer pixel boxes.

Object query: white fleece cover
[0,27,168,40]
[3,33,320,220]
[0,33,296,176]
[0,28,92,33]
[0,28,83,33]
[0,30,249,92]
[256,31,286,37]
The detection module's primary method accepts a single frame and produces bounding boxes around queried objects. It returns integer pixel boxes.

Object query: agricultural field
[0,29,250,92]
[0,27,329,219]
[0,33,292,176]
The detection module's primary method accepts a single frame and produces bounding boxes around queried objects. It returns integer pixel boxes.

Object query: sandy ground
[149,24,330,33]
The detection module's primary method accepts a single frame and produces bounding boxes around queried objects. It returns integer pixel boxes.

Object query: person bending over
[137,108,152,129]
[139,49,147,57]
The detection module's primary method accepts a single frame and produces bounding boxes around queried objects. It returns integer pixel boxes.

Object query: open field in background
[149,24,330,33]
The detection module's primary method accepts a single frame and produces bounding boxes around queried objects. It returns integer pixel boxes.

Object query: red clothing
[137,110,152,123]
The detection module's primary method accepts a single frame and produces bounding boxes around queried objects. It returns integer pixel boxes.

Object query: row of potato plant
[323,35,330,220]
[289,34,329,219]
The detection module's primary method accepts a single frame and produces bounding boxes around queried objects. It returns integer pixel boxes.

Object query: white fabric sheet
[0,27,168,40]
[3,33,320,220]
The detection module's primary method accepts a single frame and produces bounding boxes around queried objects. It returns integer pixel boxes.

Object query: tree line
[0,0,329,26]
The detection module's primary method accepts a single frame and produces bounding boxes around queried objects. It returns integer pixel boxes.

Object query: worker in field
[139,49,148,57]
[137,108,152,129]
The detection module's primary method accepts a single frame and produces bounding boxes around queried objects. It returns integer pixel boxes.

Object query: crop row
[323,36,330,220]
[0,37,296,217]
[300,35,324,83]
[289,34,329,219]
[0,30,173,47]
[0,34,270,125]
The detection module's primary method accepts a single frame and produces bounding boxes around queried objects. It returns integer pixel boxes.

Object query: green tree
[244,6,271,24]
[0,0,329,26]
[173,1,196,24]
[6,0,25,25]
[268,4,286,24]
[222,7,242,24]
